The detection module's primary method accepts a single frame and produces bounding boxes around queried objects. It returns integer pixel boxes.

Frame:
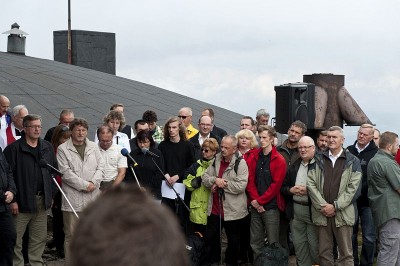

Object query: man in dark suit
[201,108,227,140]
[190,115,220,160]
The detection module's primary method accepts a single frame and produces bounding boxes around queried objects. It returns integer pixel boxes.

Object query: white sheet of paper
[161,181,186,199]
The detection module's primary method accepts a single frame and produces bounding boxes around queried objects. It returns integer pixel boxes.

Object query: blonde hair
[235,129,258,148]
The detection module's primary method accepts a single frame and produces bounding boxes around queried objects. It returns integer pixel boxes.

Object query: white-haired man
[281,136,318,266]
[0,105,28,150]
[178,107,198,140]
[307,126,361,265]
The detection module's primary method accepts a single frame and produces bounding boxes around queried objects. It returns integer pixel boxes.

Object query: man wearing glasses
[281,136,319,266]
[347,124,378,266]
[4,114,58,266]
[307,126,362,265]
[190,115,220,160]
[178,107,198,140]
[44,109,74,142]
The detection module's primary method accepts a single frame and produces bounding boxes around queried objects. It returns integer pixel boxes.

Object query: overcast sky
[1,0,399,145]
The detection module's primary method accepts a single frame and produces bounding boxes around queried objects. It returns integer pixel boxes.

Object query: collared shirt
[329,148,343,167]
[0,123,22,151]
[0,136,4,151]
[94,131,131,152]
[198,133,210,146]
[0,114,8,143]
[98,144,127,182]
[186,124,199,140]
[355,141,370,153]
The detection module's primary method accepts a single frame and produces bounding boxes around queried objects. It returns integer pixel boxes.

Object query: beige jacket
[202,153,249,221]
[57,138,105,212]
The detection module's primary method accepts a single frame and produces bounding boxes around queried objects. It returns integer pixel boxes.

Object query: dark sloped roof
[0,52,243,138]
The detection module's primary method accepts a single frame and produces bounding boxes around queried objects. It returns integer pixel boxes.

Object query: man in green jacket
[367,131,400,265]
[307,126,362,266]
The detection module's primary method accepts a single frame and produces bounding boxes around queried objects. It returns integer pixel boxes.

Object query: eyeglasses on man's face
[298,145,313,150]
[25,125,42,129]
[99,140,112,144]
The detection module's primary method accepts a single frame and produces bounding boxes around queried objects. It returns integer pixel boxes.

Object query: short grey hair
[60,109,74,118]
[179,107,192,116]
[12,105,27,117]
[256,109,270,119]
[328,126,344,137]
[359,123,374,135]
[299,136,315,147]
[222,135,238,148]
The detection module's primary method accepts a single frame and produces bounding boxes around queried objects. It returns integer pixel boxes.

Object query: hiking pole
[52,176,79,219]
[39,159,79,219]
[218,188,225,266]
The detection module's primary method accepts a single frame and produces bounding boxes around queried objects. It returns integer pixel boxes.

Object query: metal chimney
[2,23,29,55]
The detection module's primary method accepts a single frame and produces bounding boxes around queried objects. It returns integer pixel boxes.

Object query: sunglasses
[201,148,210,153]
[61,126,70,132]
[178,115,188,119]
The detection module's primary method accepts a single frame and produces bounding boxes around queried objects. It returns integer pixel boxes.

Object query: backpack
[186,231,205,266]
[212,155,243,174]
[253,242,289,266]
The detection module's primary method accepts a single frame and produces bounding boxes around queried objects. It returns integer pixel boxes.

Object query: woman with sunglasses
[183,138,219,236]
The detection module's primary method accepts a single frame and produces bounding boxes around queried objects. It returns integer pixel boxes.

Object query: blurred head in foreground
[70,185,189,266]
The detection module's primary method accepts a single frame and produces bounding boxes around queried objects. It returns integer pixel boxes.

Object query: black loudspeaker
[274,83,315,133]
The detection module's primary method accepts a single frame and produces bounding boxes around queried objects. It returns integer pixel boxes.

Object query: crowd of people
[0,93,400,266]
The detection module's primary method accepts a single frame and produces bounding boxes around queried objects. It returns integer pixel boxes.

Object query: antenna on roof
[68,0,72,64]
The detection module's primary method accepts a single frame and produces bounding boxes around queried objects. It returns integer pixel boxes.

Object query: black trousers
[162,197,190,235]
[0,210,16,266]
[205,214,246,266]
[52,191,64,253]
[238,213,253,263]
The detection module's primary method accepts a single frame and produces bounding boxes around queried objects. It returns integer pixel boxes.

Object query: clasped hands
[165,174,179,186]
[320,203,336,217]
[211,178,227,193]
[251,200,265,213]
[290,185,307,196]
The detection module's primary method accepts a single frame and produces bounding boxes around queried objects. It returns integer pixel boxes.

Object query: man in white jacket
[57,118,105,265]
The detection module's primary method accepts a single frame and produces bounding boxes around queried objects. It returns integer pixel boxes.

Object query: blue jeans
[352,206,376,266]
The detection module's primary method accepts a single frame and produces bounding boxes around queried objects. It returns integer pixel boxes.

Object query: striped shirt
[98,144,128,182]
